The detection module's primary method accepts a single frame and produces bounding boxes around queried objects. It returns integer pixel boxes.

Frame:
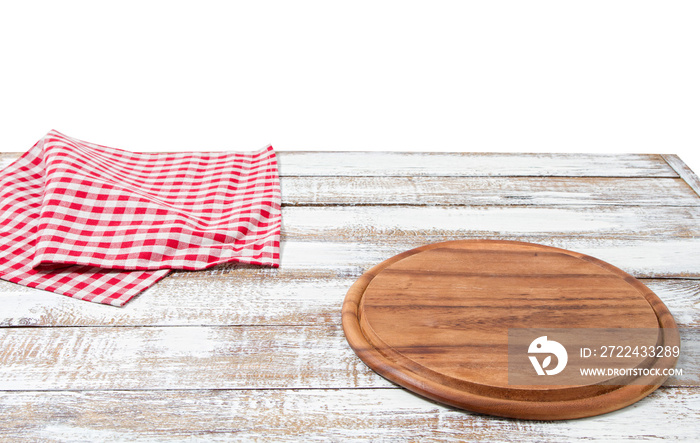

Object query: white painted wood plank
[0,325,389,390]
[281,176,700,206]
[276,152,678,177]
[273,239,700,278]
[0,151,679,177]
[0,273,357,327]
[0,387,696,442]
[663,154,700,197]
[0,325,696,390]
[0,276,697,329]
[278,205,700,276]
[0,153,19,170]
[281,205,700,240]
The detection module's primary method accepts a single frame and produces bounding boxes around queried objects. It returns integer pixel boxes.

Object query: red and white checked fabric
[0,130,281,306]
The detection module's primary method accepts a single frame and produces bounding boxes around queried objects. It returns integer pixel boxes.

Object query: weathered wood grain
[280,239,700,278]
[0,272,356,327]
[3,151,694,207]
[0,325,696,391]
[0,325,387,391]
[3,236,694,307]
[281,176,700,206]
[20,203,700,283]
[0,387,697,442]
[276,152,679,177]
[1,203,699,326]
[0,203,698,325]
[0,149,697,438]
[664,154,700,197]
[0,151,680,177]
[1,276,697,329]
[281,205,700,240]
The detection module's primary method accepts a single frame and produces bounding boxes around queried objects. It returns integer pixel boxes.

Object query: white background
[1,1,698,173]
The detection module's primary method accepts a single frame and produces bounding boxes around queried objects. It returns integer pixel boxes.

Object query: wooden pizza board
[342,240,679,420]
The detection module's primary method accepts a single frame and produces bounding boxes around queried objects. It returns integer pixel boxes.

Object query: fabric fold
[0,130,282,306]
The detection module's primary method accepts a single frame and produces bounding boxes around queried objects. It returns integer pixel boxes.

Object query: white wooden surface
[0,151,698,441]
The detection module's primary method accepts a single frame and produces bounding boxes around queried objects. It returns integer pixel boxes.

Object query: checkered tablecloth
[0,130,281,306]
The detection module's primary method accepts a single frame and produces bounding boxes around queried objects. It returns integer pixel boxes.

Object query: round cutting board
[342,240,679,420]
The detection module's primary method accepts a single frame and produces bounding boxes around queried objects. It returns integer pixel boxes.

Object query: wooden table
[1,152,698,441]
